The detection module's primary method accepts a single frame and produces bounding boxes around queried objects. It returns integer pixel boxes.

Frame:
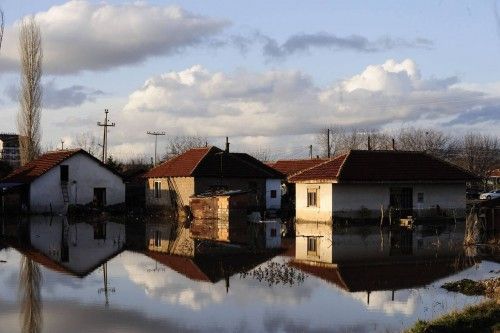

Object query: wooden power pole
[147,131,165,165]
[97,109,115,163]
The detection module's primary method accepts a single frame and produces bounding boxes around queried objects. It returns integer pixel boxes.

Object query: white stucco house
[289,150,477,222]
[0,149,125,214]
[144,146,283,211]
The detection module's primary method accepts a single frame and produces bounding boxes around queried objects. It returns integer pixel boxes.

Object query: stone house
[144,146,284,211]
[289,150,477,222]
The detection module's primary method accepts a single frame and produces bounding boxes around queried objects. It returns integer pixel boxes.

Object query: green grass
[441,279,486,296]
[405,300,500,333]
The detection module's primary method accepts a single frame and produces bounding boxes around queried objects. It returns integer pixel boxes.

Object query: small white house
[1,149,125,214]
[289,150,477,222]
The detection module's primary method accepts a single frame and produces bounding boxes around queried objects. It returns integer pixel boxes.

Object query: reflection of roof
[291,259,473,292]
[290,150,477,182]
[144,251,275,283]
[144,146,284,179]
[6,241,124,278]
[267,159,328,178]
[1,149,123,183]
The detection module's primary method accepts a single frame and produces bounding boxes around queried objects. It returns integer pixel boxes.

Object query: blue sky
[0,0,499,159]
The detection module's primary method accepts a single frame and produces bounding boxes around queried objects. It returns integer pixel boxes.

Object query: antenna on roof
[327,128,331,158]
[392,138,396,151]
[60,139,64,150]
[367,136,372,151]
[309,145,313,159]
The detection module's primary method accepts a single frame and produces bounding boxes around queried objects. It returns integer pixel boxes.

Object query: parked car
[466,188,482,200]
[479,189,500,200]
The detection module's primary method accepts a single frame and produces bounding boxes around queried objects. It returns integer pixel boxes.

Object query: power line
[147,131,166,165]
[97,109,115,163]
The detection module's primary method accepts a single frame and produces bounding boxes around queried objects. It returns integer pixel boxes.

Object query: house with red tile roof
[143,146,284,211]
[288,150,477,222]
[488,168,500,189]
[0,149,125,214]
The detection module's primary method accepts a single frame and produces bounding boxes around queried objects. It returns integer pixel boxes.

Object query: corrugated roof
[289,150,477,182]
[1,149,123,184]
[144,146,284,179]
[267,159,328,178]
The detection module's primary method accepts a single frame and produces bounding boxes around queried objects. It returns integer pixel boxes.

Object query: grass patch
[405,300,500,333]
[442,279,486,296]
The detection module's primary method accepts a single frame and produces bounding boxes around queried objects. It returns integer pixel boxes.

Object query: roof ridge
[335,151,352,179]
[190,146,221,175]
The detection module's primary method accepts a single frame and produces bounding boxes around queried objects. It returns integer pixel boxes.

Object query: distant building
[0,133,21,168]
[144,146,284,211]
[289,150,477,222]
[0,149,125,214]
[488,168,500,188]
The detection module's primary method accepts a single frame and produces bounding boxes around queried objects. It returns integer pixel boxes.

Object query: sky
[0,0,499,160]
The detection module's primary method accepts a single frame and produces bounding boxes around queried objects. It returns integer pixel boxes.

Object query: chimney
[367,136,372,151]
[225,137,230,153]
[392,138,396,150]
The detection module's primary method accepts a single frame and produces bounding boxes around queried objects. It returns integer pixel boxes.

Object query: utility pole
[309,145,313,159]
[97,109,115,163]
[147,131,166,165]
[327,128,331,158]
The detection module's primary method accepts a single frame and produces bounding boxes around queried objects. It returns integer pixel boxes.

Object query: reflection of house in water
[292,222,473,297]
[190,190,249,244]
[146,223,195,257]
[12,217,126,277]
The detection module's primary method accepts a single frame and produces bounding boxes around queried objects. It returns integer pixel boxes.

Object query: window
[154,231,161,247]
[154,181,161,198]
[270,228,277,237]
[417,192,424,203]
[270,190,277,198]
[307,237,318,255]
[307,188,318,207]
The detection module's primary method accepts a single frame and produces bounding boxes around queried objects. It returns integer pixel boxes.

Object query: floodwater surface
[0,217,498,333]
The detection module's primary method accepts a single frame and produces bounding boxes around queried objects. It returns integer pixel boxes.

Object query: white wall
[295,222,333,263]
[30,153,125,213]
[265,178,282,209]
[295,183,333,222]
[332,184,389,218]
[295,182,467,221]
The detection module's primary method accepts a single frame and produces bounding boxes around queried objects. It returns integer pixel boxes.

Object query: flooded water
[0,216,498,333]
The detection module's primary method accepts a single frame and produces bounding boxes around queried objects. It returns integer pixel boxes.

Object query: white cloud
[121,59,499,144]
[0,1,228,74]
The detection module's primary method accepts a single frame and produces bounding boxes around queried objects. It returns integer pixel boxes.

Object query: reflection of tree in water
[19,256,42,333]
[239,261,306,287]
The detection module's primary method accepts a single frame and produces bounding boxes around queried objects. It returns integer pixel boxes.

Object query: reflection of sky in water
[0,246,498,333]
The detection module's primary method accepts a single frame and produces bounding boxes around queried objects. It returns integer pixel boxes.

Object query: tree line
[315,127,499,180]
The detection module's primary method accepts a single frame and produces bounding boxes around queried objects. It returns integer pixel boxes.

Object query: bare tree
[18,17,43,165]
[455,133,499,180]
[315,127,393,157]
[249,147,276,162]
[396,127,457,159]
[74,131,100,157]
[0,9,5,52]
[163,135,207,160]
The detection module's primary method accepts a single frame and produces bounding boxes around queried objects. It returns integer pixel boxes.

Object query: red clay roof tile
[289,150,476,182]
[144,146,284,179]
[267,159,328,178]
